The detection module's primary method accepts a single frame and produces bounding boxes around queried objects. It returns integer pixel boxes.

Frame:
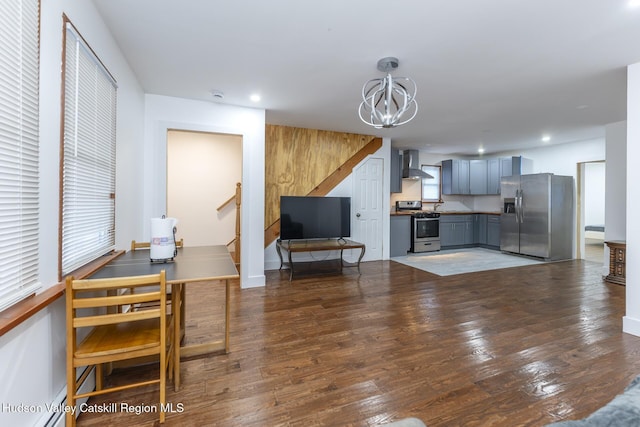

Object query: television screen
[280,196,351,240]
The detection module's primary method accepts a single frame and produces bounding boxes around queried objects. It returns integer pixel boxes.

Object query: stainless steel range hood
[402,150,433,179]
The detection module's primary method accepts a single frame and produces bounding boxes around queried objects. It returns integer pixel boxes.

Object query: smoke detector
[210,89,224,100]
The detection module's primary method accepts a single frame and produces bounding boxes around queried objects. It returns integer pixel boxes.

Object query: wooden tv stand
[275,238,366,281]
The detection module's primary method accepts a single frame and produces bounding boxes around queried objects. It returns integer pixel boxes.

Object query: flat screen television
[280,196,351,240]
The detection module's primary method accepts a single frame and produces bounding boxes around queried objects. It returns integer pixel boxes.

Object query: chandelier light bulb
[358,57,418,129]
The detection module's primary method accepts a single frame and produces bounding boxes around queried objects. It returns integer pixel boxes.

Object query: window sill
[0,250,125,337]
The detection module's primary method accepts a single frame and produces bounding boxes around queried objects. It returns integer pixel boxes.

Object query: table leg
[276,242,283,270]
[357,246,366,274]
[288,249,294,281]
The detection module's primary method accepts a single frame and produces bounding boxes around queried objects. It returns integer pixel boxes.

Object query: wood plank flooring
[76,258,640,426]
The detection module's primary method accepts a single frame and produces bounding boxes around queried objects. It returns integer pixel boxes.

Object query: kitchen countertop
[390,211,501,216]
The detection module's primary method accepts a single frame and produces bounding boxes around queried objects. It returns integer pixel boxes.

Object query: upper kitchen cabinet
[500,156,532,177]
[442,155,532,195]
[487,158,501,194]
[442,159,470,195]
[390,149,402,193]
[469,159,488,195]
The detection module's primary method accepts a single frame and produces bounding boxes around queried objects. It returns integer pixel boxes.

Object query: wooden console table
[605,240,626,286]
[276,239,366,281]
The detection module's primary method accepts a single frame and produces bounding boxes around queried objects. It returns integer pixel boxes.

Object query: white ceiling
[92,0,640,155]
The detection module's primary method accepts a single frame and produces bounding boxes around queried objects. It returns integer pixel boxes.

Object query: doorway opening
[166,129,242,260]
[577,161,605,263]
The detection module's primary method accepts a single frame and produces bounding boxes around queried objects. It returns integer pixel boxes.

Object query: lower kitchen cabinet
[390,215,411,257]
[440,215,474,247]
[476,214,487,245]
[441,214,500,249]
[487,215,501,247]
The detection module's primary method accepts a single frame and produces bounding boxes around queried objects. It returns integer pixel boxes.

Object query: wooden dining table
[89,245,239,390]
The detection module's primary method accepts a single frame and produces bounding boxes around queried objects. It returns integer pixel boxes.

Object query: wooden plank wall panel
[265,124,376,229]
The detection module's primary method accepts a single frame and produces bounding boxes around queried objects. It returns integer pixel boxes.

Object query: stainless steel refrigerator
[500,173,573,260]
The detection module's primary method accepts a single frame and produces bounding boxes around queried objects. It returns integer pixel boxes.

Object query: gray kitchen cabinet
[487,158,501,194]
[476,214,488,245]
[440,215,473,247]
[390,149,402,193]
[390,215,411,256]
[487,215,501,247]
[442,159,470,195]
[463,219,474,245]
[500,156,532,177]
[469,160,488,195]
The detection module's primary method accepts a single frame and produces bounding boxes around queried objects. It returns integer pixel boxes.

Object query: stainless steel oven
[411,212,441,253]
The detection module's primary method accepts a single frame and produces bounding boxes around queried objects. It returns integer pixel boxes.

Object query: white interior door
[167,130,242,247]
[352,157,383,261]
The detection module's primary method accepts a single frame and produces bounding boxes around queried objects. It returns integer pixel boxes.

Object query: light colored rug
[391,247,544,276]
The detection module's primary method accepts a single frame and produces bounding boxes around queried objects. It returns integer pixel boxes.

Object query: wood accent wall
[265,124,380,245]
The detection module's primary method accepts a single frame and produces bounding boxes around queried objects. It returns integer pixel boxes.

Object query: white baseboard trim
[36,367,95,427]
[623,316,640,337]
[241,274,266,288]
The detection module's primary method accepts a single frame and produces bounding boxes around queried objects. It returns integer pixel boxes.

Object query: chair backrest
[131,239,183,250]
[66,271,167,354]
[131,240,150,251]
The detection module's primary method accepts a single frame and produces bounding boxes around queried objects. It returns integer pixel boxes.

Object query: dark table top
[89,245,239,284]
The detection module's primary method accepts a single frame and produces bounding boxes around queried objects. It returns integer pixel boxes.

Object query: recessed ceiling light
[542,135,551,142]
[250,94,261,102]
[478,147,485,154]
[629,0,640,8]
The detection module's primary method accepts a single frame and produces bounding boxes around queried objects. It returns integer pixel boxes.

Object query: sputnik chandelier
[358,57,418,129]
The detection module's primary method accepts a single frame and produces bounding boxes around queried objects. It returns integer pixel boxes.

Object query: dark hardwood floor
[76,258,640,427]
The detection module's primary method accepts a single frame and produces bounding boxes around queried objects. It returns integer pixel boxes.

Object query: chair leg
[96,363,103,390]
[160,332,166,423]
[66,370,75,427]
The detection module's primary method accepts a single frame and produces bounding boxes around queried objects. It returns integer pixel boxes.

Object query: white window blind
[0,0,40,312]
[61,22,117,275]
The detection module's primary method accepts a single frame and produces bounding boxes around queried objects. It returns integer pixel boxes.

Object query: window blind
[0,0,40,311]
[61,22,117,275]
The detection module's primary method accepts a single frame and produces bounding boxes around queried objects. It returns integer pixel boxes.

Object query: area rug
[391,247,544,276]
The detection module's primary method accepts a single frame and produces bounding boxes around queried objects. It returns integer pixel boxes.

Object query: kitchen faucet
[433,203,442,212]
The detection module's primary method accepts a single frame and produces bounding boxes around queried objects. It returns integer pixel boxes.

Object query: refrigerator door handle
[515,189,520,223]
[519,190,524,223]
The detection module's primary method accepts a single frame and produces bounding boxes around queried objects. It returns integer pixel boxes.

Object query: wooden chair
[130,239,186,347]
[65,271,170,426]
[131,238,183,251]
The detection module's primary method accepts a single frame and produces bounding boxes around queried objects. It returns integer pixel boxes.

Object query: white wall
[584,162,605,227]
[605,121,627,244]
[143,94,266,289]
[0,1,146,426]
[624,62,640,336]
[167,131,242,247]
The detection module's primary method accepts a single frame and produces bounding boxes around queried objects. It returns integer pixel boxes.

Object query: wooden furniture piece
[605,240,626,285]
[276,238,366,281]
[65,271,170,426]
[89,245,239,390]
[130,239,186,333]
[131,238,184,251]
